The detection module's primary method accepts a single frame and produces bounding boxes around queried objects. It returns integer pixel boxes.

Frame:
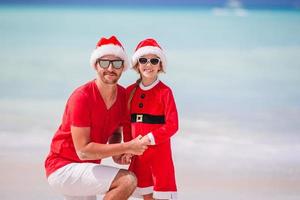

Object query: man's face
[95,55,124,85]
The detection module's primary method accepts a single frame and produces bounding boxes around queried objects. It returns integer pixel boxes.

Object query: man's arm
[109,127,134,165]
[71,126,148,161]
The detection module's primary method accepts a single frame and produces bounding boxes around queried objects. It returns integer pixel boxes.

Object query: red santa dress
[125,78,179,199]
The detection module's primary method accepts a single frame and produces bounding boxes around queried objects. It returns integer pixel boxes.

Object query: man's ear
[94,64,99,71]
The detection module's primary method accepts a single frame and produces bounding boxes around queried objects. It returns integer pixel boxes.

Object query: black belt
[131,113,165,124]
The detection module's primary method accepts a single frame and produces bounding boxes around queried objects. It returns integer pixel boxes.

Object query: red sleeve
[151,88,179,144]
[68,91,91,127]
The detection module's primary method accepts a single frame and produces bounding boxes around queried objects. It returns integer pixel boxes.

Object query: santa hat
[131,38,167,72]
[90,36,129,71]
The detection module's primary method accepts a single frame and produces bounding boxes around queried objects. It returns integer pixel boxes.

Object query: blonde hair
[127,76,142,110]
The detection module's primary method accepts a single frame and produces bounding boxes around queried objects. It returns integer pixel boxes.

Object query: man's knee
[119,169,137,190]
[111,169,137,192]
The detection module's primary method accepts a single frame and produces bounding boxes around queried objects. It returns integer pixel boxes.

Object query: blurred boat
[213,0,248,17]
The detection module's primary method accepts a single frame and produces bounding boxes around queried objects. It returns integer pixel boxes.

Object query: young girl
[124,38,179,200]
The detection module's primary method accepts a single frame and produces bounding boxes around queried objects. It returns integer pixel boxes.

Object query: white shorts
[47,163,120,200]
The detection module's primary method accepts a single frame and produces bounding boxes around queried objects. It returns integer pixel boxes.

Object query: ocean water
[1,5,300,200]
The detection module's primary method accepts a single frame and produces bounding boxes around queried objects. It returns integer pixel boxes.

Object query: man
[45,35,150,200]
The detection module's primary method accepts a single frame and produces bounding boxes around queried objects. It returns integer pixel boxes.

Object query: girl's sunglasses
[97,59,124,69]
[138,57,160,65]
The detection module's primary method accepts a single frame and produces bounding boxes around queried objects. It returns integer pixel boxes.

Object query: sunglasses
[138,57,160,65]
[97,59,124,69]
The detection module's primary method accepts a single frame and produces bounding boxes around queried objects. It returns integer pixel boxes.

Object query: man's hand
[126,135,150,155]
[112,153,133,165]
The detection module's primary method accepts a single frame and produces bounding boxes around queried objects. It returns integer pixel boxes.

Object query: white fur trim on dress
[132,186,154,198]
[131,46,167,72]
[154,191,178,199]
[90,44,129,71]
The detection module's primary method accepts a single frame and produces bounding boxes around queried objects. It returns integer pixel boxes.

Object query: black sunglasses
[97,59,124,69]
[138,57,160,65]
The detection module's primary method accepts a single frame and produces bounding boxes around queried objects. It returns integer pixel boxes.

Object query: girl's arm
[147,89,179,145]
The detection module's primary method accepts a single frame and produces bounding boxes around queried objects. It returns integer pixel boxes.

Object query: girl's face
[137,54,162,80]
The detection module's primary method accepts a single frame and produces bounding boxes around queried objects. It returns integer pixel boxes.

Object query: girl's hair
[127,76,142,110]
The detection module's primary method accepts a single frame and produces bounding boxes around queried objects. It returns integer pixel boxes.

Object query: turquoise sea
[0,5,300,200]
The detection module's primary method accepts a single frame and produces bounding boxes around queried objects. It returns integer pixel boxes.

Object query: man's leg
[48,163,124,198]
[104,169,137,200]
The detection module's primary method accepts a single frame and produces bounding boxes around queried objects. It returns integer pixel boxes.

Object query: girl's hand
[140,135,151,145]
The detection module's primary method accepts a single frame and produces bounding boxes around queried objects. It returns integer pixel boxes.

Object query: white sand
[1,146,300,200]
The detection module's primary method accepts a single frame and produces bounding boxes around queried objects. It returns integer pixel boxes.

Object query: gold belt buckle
[136,114,143,122]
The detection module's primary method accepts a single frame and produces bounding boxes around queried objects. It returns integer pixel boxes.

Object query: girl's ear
[133,64,140,73]
[159,63,164,73]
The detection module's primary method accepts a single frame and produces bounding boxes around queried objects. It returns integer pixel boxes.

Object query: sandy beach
[1,145,300,200]
[1,116,300,200]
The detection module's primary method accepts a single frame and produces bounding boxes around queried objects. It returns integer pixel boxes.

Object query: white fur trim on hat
[131,46,167,72]
[90,44,129,71]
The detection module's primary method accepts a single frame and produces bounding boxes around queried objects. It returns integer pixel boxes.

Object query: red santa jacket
[124,80,178,145]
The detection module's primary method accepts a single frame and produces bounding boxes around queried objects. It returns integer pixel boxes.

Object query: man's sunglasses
[138,57,160,65]
[97,59,124,69]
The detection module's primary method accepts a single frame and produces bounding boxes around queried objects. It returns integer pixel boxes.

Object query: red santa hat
[90,35,129,70]
[131,38,167,72]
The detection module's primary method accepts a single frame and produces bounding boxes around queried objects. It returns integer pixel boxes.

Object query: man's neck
[95,78,117,91]
[95,78,117,109]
